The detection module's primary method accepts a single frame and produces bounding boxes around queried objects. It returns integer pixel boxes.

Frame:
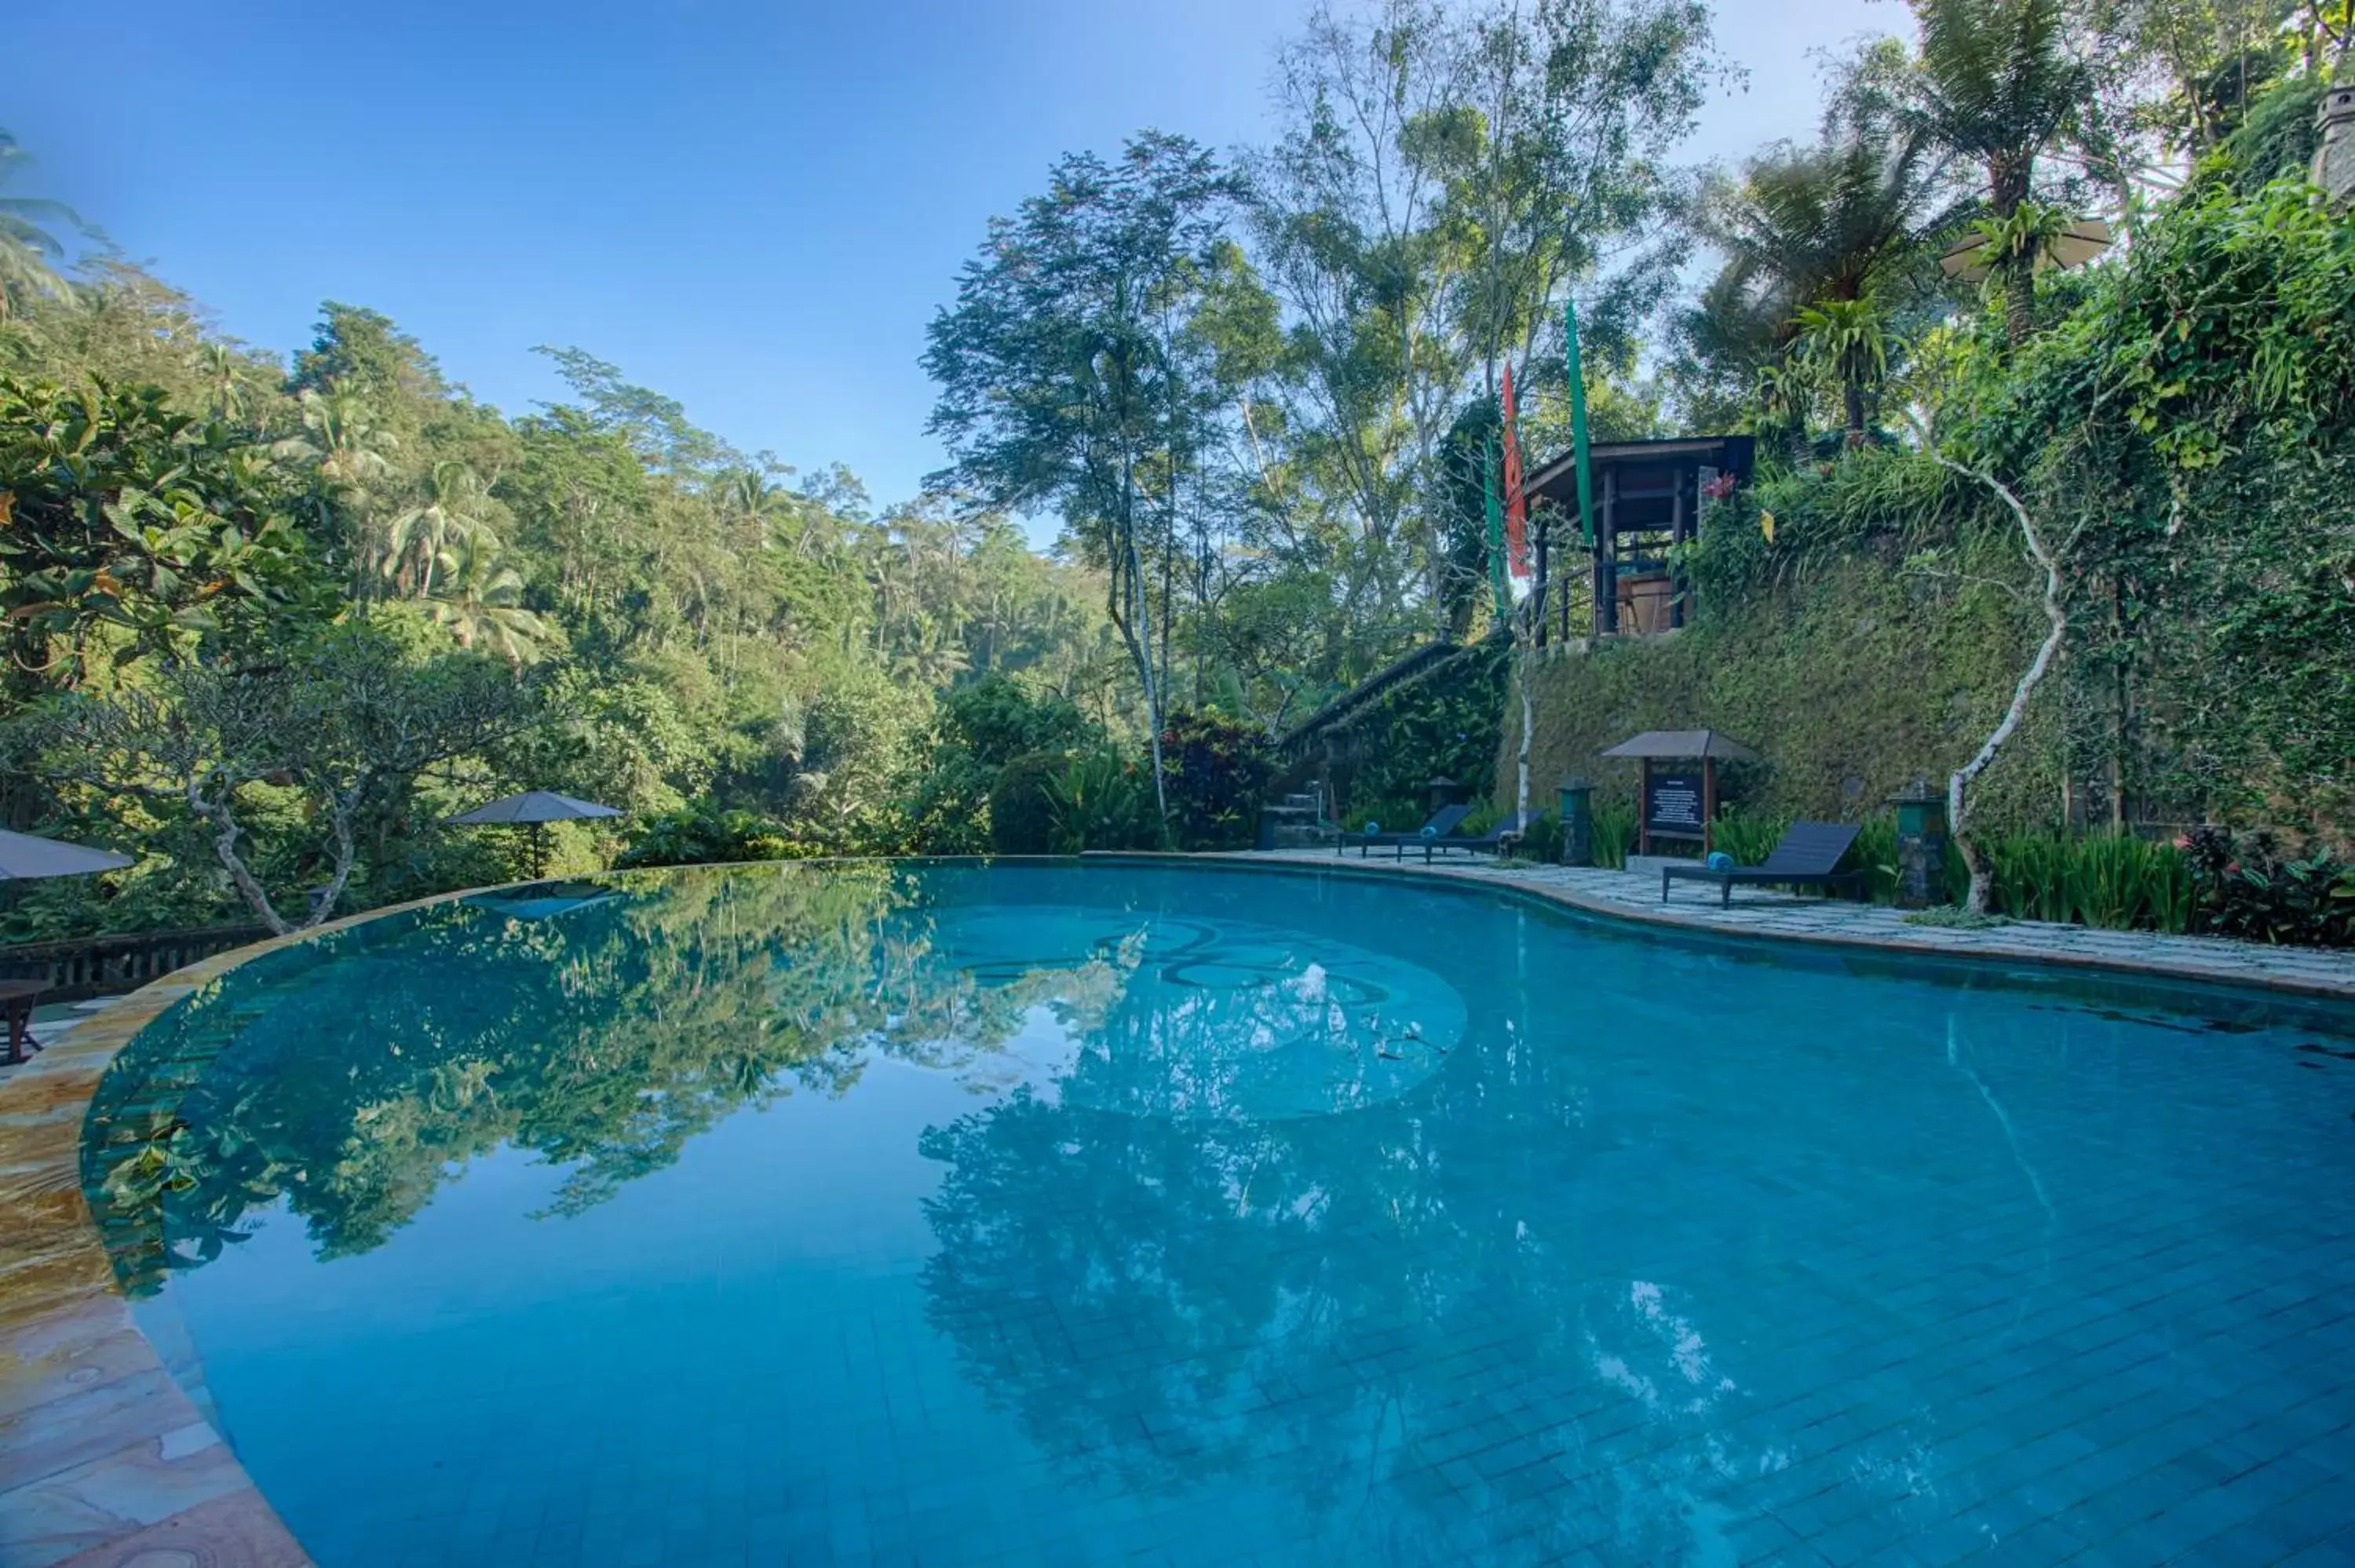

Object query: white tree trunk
[1515,625,1534,826]
[1930,456,2069,914]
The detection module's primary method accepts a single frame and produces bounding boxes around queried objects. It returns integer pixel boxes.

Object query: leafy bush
[615,804,792,868]
[988,751,1067,855]
[1342,800,1417,833]
[1711,808,1791,867]
[906,676,1103,855]
[1048,749,1161,852]
[1978,831,2193,933]
[1515,810,1565,864]
[1332,642,1509,815]
[941,676,1096,767]
[1590,804,1636,870]
[1849,815,1902,904]
[1159,708,1275,850]
[2179,828,2355,947]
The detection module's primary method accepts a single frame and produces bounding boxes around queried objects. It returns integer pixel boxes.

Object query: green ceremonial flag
[1484,430,1510,621]
[1565,297,1595,547]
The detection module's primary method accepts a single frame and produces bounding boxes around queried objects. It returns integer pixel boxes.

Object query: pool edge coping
[2,851,2348,1565]
[1100,850,2355,1005]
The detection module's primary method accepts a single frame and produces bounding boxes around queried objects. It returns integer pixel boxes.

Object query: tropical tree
[721,468,798,552]
[427,534,553,665]
[1702,130,1937,345]
[271,387,400,588]
[925,132,1235,830]
[1908,0,2096,344]
[1792,297,1893,443]
[0,376,330,695]
[19,623,541,934]
[0,130,92,323]
[385,460,496,598]
[193,343,253,426]
[1242,0,1477,633]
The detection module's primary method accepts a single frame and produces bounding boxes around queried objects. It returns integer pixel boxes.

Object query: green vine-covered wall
[1296,640,1511,824]
[1492,177,2355,853]
[1495,549,2062,829]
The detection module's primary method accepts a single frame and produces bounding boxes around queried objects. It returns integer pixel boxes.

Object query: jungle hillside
[3,0,2353,943]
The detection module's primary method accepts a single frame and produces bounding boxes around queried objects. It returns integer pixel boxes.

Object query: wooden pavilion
[1518,434,1755,643]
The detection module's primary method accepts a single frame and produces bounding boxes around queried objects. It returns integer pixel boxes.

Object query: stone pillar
[1557,778,1594,866]
[2316,84,2355,213]
[1426,775,1469,817]
[1889,781,1950,910]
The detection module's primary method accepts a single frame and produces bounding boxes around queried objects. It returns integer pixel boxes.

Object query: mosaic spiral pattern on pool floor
[70,859,2355,1566]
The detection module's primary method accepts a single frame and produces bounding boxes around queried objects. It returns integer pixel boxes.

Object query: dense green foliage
[987,753,1069,855]
[0,276,1122,933]
[614,805,794,869]
[5,0,2351,943]
[1495,5,2354,936]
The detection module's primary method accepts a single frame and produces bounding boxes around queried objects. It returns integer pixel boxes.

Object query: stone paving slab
[1210,848,2355,1001]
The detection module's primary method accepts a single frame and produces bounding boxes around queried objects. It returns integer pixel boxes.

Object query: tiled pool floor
[16,859,2355,1565]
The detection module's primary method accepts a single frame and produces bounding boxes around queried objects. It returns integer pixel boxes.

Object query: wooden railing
[0,924,272,1002]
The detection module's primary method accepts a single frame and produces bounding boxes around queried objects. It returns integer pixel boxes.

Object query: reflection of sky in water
[84,861,2355,1567]
[915,906,1465,1119]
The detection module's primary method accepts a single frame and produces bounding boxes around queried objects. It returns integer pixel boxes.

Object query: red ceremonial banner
[1502,363,1529,580]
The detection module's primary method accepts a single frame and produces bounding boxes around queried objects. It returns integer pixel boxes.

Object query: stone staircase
[1258,788,1338,851]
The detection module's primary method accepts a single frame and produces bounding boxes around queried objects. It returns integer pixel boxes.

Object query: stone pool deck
[1203,848,2355,1001]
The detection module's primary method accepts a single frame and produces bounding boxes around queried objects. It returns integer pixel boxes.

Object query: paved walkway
[0,997,126,1087]
[1225,848,2355,1001]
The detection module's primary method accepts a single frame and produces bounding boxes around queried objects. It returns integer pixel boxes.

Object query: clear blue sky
[10,0,1890,515]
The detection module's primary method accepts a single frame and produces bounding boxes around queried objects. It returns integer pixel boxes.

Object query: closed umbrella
[448,791,622,878]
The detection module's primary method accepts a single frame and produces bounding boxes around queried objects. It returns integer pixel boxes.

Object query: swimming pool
[81,859,2355,1564]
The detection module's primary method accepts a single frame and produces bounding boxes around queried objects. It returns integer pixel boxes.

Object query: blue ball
[1707,851,1735,870]
[1364,821,1379,835]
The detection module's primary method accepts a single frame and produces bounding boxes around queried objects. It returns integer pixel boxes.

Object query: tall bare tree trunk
[1930,455,2069,914]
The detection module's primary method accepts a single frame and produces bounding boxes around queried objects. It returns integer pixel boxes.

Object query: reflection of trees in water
[918,1012,1820,1563]
[85,863,1109,1293]
[952,912,1451,1120]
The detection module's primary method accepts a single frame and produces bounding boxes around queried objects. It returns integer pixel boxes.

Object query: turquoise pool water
[82,860,2355,1565]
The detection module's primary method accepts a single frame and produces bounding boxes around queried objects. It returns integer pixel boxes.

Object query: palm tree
[271,388,400,589]
[385,461,495,598]
[0,129,92,322]
[1698,127,1933,454]
[721,469,796,552]
[1793,298,1893,444]
[1705,130,1935,333]
[1909,0,2092,344]
[428,534,553,666]
[195,343,252,426]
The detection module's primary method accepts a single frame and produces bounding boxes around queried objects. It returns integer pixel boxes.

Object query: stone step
[1269,823,1338,849]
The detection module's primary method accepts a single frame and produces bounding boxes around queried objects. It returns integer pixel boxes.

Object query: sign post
[1641,764,1709,855]
[1604,729,1758,858]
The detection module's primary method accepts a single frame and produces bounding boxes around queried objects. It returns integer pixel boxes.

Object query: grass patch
[1900,905,2014,930]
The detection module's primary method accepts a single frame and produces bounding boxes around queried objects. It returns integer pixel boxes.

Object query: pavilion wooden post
[1703,756,1718,855]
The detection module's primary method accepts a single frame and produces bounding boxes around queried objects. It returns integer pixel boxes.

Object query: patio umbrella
[0,827,134,881]
[448,791,622,878]
[1939,218,2113,281]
